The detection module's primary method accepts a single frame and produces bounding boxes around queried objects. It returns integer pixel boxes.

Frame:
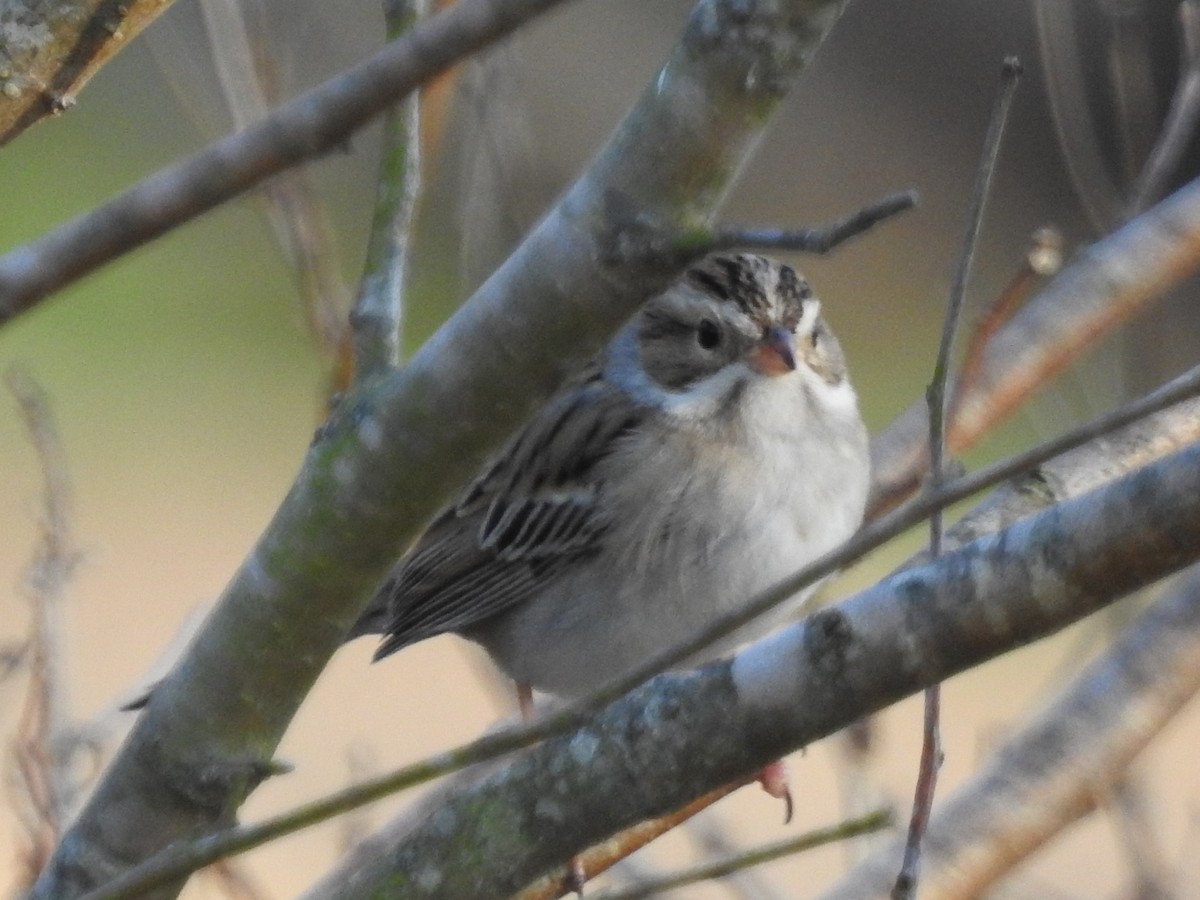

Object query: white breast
[476,367,869,697]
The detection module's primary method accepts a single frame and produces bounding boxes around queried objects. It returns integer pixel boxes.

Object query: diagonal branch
[590,810,893,900]
[707,190,917,254]
[0,0,572,326]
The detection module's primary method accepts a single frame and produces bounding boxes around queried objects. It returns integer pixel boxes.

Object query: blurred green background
[4,1,1198,897]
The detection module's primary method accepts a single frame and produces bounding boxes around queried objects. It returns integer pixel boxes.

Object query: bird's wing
[355,370,647,659]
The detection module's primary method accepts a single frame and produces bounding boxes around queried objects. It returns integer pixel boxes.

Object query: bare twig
[5,369,83,886]
[1105,776,1173,900]
[949,226,1064,420]
[514,784,745,900]
[589,810,893,900]
[1127,1,1200,214]
[79,364,1200,900]
[351,0,429,380]
[707,190,917,255]
[681,815,790,900]
[818,375,1200,900]
[0,0,572,327]
[927,55,1022,555]
[894,57,1021,900]
[199,0,364,398]
[846,214,1066,868]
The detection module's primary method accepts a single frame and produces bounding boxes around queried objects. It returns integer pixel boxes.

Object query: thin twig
[708,190,917,255]
[1127,1,1200,215]
[5,369,83,886]
[514,784,745,900]
[589,810,893,900]
[339,742,379,853]
[949,226,1064,421]
[1104,777,1173,900]
[351,0,429,380]
[928,56,1023,559]
[0,0,572,326]
[200,0,356,398]
[682,815,790,900]
[78,362,1200,900]
[894,56,1022,900]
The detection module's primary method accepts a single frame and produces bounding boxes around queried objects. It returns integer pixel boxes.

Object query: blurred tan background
[3,1,1200,897]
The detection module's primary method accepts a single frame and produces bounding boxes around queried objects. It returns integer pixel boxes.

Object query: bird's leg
[758,759,794,824]
[516,681,587,895]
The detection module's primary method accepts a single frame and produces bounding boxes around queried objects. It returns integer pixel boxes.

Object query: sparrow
[350,253,870,702]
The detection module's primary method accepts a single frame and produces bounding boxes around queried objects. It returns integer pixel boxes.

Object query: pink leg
[757,758,794,824]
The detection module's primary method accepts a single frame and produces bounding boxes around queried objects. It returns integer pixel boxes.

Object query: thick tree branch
[935,391,1200,559]
[31,3,851,897]
[0,0,174,145]
[817,566,1200,900]
[286,439,1200,898]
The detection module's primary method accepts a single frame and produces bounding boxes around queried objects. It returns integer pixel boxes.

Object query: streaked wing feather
[365,369,645,658]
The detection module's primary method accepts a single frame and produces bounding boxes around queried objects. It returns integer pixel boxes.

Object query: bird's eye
[697,319,721,350]
[809,324,822,349]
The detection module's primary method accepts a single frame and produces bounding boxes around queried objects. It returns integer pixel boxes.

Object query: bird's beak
[749,325,797,376]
